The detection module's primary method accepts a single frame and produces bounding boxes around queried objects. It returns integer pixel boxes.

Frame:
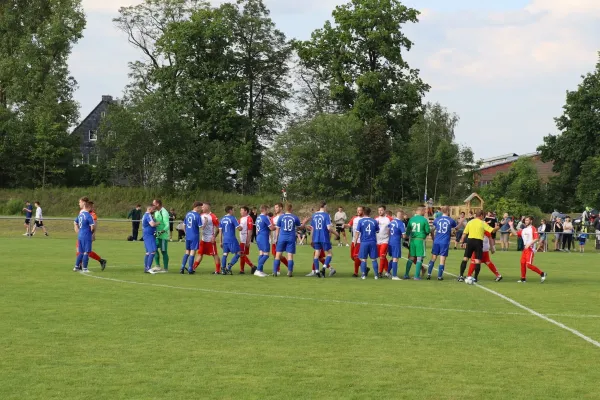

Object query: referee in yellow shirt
[458,210,499,282]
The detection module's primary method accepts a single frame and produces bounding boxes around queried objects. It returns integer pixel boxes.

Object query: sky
[71,0,600,160]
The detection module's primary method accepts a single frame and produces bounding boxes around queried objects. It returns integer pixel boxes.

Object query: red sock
[281,257,288,267]
[468,262,475,276]
[527,263,543,275]
[487,262,500,277]
[88,251,101,262]
[240,258,245,272]
[243,256,253,267]
[215,262,221,273]
[319,257,325,265]
[193,261,199,271]
[520,262,527,279]
[354,258,360,274]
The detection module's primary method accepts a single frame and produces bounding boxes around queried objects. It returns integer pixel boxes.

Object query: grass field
[2,222,600,399]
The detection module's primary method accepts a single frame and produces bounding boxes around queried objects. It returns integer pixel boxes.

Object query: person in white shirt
[375,205,392,277]
[508,217,547,283]
[334,206,349,247]
[31,201,49,236]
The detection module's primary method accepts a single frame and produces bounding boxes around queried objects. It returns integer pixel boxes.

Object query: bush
[0,199,26,215]
[489,197,544,221]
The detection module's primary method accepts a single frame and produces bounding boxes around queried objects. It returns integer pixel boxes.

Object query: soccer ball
[465,276,475,285]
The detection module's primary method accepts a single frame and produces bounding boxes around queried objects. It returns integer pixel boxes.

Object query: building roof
[70,95,114,134]
[477,152,541,171]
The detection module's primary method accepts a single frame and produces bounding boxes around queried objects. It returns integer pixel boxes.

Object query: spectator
[485,211,498,248]
[127,204,142,241]
[176,219,185,242]
[553,217,563,252]
[537,219,548,252]
[427,198,434,217]
[297,224,307,245]
[168,208,176,242]
[434,207,443,219]
[594,217,600,248]
[334,206,349,247]
[453,212,466,250]
[562,217,574,252]
[31,201,49,236]
[578,231,588,253]
[516,216,525,251]
[22,201,33,236]
[499,213,512,251]
[551,209,560,223]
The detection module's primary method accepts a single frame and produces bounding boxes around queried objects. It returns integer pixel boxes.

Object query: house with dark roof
[475,152,555,187]
[71,95,115,165]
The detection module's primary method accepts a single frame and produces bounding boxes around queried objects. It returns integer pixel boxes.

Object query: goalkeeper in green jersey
[404,206,430,280]
[152,199,171,272]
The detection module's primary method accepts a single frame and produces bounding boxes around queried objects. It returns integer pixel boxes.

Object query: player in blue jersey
[220,206,243,275]
[274,203,302,277]
[309,201,339,278]
[73,201,95,273]
[23,201,33,236]
[142,205,160,274]
[387,211,407,280]
[254,204,272,277]
[354,207,380,280]
[427,206,457,281]
[180,201,203,274]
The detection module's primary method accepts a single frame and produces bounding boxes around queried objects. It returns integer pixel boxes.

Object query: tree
[0,0,85,188]
[577,156,600,207]
[264,114,363,199]
[538,52,600,209]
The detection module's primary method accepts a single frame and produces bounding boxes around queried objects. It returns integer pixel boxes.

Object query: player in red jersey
[192,202,221,274]
[467,231,502,282]
[238,206,255,274]
[375,205,392,277]
[270,203,288,275]
[346,206,365,277]
[508,217,547,283]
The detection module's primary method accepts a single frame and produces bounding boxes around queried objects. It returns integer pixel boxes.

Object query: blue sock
[257,255,266,271]
[372,260,378,274]
[75,253,84,268]
[438,264,445,279]
[229,253,240,267]
[428,260,435,275]
[360,261,367,275]
[313,258,319,271]
[273,259,281,275]
[221,255,227,268]
[181,254,189,270]
[288,260,294,272]
[188,255,195,271]
[82,254,89,269]
[392,261,398,277]
[144,254,149,270]
[324,256,332,268]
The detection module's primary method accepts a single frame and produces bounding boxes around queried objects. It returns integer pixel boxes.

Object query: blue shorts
[256,239,270,253]
[358,242,378,259]
[388,244,402,259]
[223,241,241,254]
[78,238,92,253]
[313,241,332,251]
[579,240,586,245]
[186,239,199,251]
[432,242,450,257]
[143,237,157,253]
[456,230,464,241]
[276,240,296,254]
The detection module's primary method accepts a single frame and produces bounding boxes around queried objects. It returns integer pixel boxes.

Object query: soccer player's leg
[378,244,388,276]
[211,242,221,274]
[145,238,158,273]
[404,242,416,279]
[192,241,204,271]
[414,240,426,280]
[80,240,92,272]
[369,243,379,280]
[523,248,545,282]
[311,243,322,277]
[221,244,230,275]
[388,245,402,279]
[428,244,440,278]
[181,240,192,274]
[358,243,369,279]
[352,243,361,277]
[226,242,242,273]
[323,247,335,276]
[459,242,474,281]
[255,240,270,276]
[74,240,84,271]
[285,241,296,276]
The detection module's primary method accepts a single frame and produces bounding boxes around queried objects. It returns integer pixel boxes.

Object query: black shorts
[25,218,31,225]
[491,231,497,240]
[169,222,174,232]
[335,224,344,234]
[464,238,483,260]
[35,221,44,227]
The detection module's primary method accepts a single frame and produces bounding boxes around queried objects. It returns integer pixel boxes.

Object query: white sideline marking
[430,261,600,348]
[80,272,600,321]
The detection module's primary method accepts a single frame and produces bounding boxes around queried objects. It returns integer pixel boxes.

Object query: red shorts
[471,251,491,264]
[521,248,535,264]
[240,243,250,255]
[199,241,218,256]
[350,243,361,260]
[377,243,388,258]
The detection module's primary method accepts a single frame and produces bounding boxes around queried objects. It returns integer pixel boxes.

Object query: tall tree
[538,53,600,209]
[0,0,85,188]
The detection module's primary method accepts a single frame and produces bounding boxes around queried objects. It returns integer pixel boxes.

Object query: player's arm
[507,220,519,235]
[460,222,470,244]
[73,221,79,234]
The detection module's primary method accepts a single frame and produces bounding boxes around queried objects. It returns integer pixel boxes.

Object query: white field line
[80,270,600,321]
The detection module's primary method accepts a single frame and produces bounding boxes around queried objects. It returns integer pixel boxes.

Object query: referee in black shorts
[458,210,499,282]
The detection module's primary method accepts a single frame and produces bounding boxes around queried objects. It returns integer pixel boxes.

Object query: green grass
[2,231,600,399]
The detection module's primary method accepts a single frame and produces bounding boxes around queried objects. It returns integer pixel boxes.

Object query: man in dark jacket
[128,204,142,240]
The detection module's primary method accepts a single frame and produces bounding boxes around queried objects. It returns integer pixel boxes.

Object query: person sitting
[176,220,185,242]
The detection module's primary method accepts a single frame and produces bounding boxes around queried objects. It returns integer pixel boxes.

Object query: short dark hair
[319,201,327,208]
[225,206,234,213]
[136,204,141,207]
[193,201,202,208]
[476,210,485,218]
[241,206,249,213]
[286,203,293,212]
[276,202,283,208]
[154,199,162,206]
[203,202,211,207]
[378,205,386,210]
[260,204,269,212]
[364,207,372,216]
[34,201,40,206]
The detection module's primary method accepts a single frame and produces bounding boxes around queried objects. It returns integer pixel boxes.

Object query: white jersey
[239,215,253,244]
[270,214,281,244]
[483,235,490,252]
[518,225,539,248]
[35,207,43,221]
[375,216,392,244]
[350,216,363,243]
[201,212,219,242]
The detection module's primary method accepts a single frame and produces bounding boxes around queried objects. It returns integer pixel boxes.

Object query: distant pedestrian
[250,207,257,243]
[22,201,33,236]
[169,208,177,242]
[127,204,142,241]
[31,201,49,236]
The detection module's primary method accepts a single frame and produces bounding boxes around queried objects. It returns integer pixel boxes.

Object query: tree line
[1,0,598,210]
